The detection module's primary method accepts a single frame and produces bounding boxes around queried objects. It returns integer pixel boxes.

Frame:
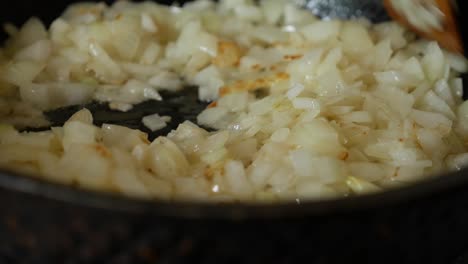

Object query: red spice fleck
[338,151,349,161]
[276,72,290,79]
[255,78,266,85]
[207,101,218,108]
[219,86,230,96]
[283,54,303,60]
[251,64,261,70]
[93,144,112,158]
[204,167,214,180]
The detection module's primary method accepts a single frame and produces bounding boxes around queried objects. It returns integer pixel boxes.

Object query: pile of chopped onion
[0,0,468,202]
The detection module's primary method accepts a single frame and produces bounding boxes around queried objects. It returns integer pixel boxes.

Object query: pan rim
[0,167,467,219]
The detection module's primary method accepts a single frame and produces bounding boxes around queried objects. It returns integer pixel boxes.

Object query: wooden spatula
[384,0,463,54]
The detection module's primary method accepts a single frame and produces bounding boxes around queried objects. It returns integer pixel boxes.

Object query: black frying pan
[2,1,468,263]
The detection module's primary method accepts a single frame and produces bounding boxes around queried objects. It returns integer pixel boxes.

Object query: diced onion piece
[1,60,44,86]
[142,113,171,132]
[346,176,381,194]
[60,144,112,191]
[224,159,253,199]
[102,123,149,151]
[341,22,374,56]
[14,39,52,62]
[141,13,158,33]
[62,121,99,152]
[290,120,345,156]
[300,20,341,44]
[422,42,445,82]
[68,108,93,124]
[446,153,468,171]
[410,109,452,136]
[145,137,190,179]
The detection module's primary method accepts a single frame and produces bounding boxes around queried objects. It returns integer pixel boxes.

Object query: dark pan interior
[1,0,468,219]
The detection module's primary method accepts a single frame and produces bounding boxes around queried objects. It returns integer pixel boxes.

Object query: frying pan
[2,0,468,263]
